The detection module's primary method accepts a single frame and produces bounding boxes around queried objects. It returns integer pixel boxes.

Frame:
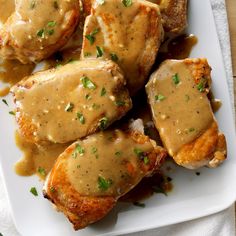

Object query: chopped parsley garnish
[30,187,38,196]
[98,117,108,130]
[98,176,112,191]
[47,29,54,35]
[155,94,165,101]
[92,103,101,110]
[38,167,46,176]
[9,111,15,116]
[72,144,85,158]
[37,29,45,38]
[143,156,150,165]
[110,53,118,62]
[115,100,125,106]
[189,127,195,132]
[77,112,85,124]
[172,73,180,85]
[81,76,96,89]
[115,151,122,156]
[50,186,55,193]
[134,148,143,157]
[152,185,167,196]
[47,21,57,27]
[30,0,36,9]
[100,87,106,96]
[53,1,59,9]
[122,0,132,7]
[197,82,204,92]
[97,0,105,5]
[96,46,104,57]
[85,94,91,100]
[84,52,92,57]
[85,28,100,45]
[133,202,145,207]
[65,102,74,112]
[2,99,8,106]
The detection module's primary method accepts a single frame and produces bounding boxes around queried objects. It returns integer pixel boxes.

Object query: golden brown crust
[174,121,226,169]
[43,130,167,230]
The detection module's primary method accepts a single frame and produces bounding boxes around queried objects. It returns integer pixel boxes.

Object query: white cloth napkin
[0,0,234,235]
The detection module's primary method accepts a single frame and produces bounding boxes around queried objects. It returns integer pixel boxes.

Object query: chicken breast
[147,0,188,33]
[146,58,227,169]
[43,122,167,230]
[81,0,164,95]
[11,59,132,144]
[0,0,80,63]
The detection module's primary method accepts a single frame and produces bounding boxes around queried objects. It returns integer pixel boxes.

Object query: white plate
[0,0,236,235]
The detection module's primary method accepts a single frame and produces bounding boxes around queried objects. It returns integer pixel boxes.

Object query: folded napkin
[0,0,234,235]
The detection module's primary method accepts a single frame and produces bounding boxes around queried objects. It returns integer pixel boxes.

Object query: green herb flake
[98,117,108,130]
[72,144,85,158]
[84,52,92,57]
[9,111,15,116]
[100,87,106,96]
[110,53,118,62]
[50,186,55,193]
[197,82,204,92]
[115,101,125,106]
[30,187,38,196]
[133,202,145,208]
[80,76,96,90]
[2,99,8,106]
[155,94,165,102]
[134,148,143,157]
[96,46,104,57]
[47,21,57,27]
[47,29,54,35]
[91,147,98,154]
[85,94,91,100]
[77,112,85,124]
[65,102,74,112]
[122,0,132,7]
[92,103,101,110]
[189,127,195,132]
[85,28,99,45]
[143,156,150,165]
[38,167,46,176]
[98,176,112,191]
[30,0,36,9]
[172,73,180,85]
[37,29,45,38]
[152,185,167,196]
[115,151,122,156]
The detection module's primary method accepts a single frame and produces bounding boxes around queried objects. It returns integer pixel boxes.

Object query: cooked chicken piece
[11,59,132,144]
[43,122,167,230]
[146,58,227,169]
[0,0,80,63]
[147,0,188,33]
[81,0,164,95]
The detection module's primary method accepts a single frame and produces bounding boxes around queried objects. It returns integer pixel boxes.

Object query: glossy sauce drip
[0,60,35,97]
[157,34,198,64]
[67,130,154,196]
[12,59,130,143]
[15,132,69,180]
[146,60,214,156]
[0,0,15,23]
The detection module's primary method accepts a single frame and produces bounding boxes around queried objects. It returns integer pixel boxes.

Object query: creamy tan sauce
[146,60,213,156]
[0,0,15,23]
[0,59,35,97]
[15,131,69,179]
[81,0,162,93]
[67,130,154,196]
[12,59,131,143]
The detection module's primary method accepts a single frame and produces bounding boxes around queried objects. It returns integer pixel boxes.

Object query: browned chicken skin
[43,124,167,230]
[81,0,164,95]
[11,59,132,144]
[146,58,227,169]
[0,0,80,63]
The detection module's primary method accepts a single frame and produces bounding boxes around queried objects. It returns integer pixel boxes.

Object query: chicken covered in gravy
[146,58,227,169]
[11,59,132,144]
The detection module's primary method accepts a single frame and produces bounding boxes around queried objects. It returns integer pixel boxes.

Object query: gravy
[67,130,154,196]
[146,60,213,156]
[0,0,14,24]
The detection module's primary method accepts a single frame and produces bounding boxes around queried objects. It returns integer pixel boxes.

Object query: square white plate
[0,0,236,235]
